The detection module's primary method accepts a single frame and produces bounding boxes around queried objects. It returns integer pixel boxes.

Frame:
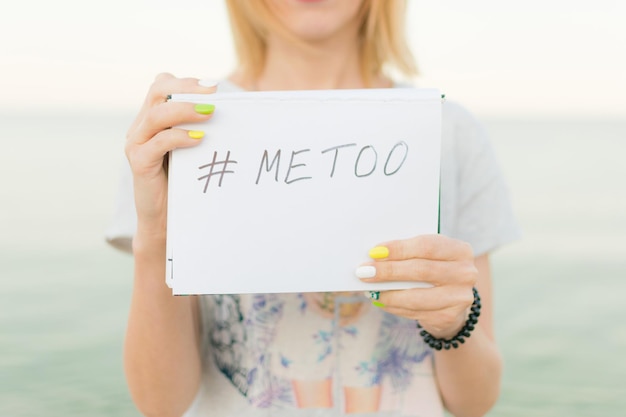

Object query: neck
[231,27,391,91]
[260,31,365,90]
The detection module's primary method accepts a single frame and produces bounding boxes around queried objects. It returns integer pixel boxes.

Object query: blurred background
[1,0,625,416]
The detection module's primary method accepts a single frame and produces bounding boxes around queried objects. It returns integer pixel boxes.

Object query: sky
[1,0,625,117]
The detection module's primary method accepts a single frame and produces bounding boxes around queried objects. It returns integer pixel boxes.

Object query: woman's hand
[123,74,218,416]
[357,234,478,339]
[125,73,217,239]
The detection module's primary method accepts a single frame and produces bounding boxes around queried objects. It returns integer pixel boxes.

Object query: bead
[414,287,481,350]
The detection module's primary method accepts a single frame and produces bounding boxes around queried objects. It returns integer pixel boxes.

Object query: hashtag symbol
[197,151,238,192]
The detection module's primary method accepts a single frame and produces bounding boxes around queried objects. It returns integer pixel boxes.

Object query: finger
[128,74,218,135]
[130,102,215,145]
[371,303,467,337]
[370,235,474,262]
[126,127,206,172]
[357,258,477,286]
[370,286,474,312]
[368,302,421,321]
[145,73,218,106]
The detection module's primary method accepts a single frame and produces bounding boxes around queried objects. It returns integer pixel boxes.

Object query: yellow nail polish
[369,246,389,259]
[194,104,215,114]
[188,130,204,139]
[372,301,385,308]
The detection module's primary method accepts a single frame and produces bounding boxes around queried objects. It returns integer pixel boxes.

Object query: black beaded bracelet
[416,287,481,350]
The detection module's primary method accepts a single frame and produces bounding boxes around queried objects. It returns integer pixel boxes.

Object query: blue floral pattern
[205,293,436,413]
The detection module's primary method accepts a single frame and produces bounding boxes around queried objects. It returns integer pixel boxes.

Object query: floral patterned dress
[200,292,444,416]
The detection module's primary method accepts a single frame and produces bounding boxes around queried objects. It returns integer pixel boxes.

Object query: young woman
[107,1,519,416]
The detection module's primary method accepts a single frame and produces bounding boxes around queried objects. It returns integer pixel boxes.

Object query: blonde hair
[225,0,417,85]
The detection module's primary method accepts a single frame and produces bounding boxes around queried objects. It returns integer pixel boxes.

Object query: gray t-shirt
[106,80,520,417]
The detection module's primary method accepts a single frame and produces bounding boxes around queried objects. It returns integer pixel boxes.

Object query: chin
[266,0,365,42]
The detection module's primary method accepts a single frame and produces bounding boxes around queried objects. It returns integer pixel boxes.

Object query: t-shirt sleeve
[446,103,521,256]
[105,160,136,254]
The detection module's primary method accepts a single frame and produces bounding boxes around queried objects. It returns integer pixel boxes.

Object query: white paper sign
[167,89,441,295]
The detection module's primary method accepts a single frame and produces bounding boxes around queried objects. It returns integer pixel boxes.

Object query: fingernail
[369,246,389,259]
[364,291,380,301]
[194,104,215,114]
[355,266,376,279]
[198,79,219,88]
[188,130,205,139]
[372,301,385,308]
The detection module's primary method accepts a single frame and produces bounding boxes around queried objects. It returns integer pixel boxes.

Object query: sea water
[1,112,625,416]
